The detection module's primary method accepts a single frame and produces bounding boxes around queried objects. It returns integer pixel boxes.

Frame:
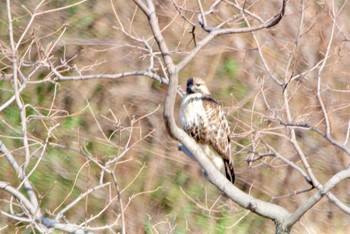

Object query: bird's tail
[224,159,235,184]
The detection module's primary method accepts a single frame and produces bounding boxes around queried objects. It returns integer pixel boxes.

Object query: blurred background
[1,0,350,233]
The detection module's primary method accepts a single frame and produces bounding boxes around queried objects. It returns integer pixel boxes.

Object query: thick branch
[179,135,290,221]
[133,0,178,137]
[134,0,290,224]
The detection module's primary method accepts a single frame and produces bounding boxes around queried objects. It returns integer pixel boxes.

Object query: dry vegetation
[1,0,350,233]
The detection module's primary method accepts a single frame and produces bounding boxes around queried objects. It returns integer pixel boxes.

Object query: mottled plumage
[179,77,235,183]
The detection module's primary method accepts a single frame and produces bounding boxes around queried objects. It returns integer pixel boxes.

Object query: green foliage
[3,105,20,125]
[173,171,190,186]
[67,5,78,16]
[223,58,239,77]
[35,83,56,105]
[36,83,45,104]
[75,14,96,31]
[144,218,153,234]
[151,80,164,91]
[93,83,104,95]
[237,137,250,147]
[196,213,210,232]
[63,116,83,129]
[215,58,248,101]
[0,80,3,94]
[231,78,248,100]
[215,212,232,234]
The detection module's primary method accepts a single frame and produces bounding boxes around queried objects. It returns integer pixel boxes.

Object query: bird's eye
[196,83,200,87]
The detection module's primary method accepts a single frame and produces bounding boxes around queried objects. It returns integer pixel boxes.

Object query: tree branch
[0,140,40,216]
[134,0,291,225]
[284,167,350,229]
[176,0,288,71]
[54,71,168,84]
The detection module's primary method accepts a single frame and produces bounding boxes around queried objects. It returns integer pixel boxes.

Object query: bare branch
[284,167,350,228]
[0,140,40,216]
[54,71,167,84]
[55,182,111,221]
[0,181,37,218]
[316,0,337,136]
[279,121,350,156]
[177,0,288,71]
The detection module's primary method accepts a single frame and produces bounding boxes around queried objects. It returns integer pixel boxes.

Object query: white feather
[199,144,225,174]
[179,93,208,129]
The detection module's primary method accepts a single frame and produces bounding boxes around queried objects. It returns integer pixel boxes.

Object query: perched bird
[179,77,235,183]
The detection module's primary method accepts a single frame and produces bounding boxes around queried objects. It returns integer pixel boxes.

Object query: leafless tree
[1,0,350,233]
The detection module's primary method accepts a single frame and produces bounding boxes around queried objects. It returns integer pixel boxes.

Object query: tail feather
[224,159,235,184]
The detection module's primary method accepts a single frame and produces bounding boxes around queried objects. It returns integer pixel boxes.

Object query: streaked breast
[179,94,207,129]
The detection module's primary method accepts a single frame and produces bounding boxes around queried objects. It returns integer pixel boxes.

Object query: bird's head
[186,77,211,95]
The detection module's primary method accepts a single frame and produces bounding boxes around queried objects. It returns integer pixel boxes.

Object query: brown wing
[185,95,235,183]
[200,97,230,157]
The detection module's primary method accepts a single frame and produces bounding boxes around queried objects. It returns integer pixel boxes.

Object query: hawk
[179,77,235,184]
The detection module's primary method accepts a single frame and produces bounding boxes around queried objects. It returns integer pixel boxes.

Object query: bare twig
[316,0,336,136]
[176,0,287,71]
[55,182,111,221]
[54,71,168,84]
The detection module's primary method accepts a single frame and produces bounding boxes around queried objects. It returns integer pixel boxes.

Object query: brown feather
[181,91,235,184]
[201,96,235,183]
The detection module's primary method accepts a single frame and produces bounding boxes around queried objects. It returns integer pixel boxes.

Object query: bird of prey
[179,77,235,183]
